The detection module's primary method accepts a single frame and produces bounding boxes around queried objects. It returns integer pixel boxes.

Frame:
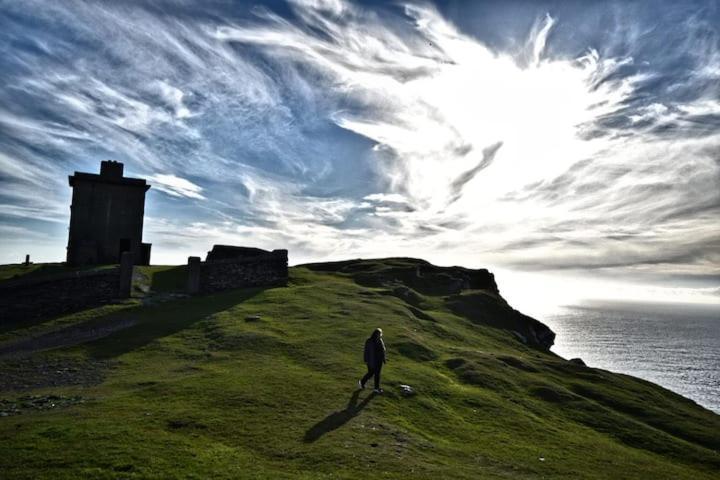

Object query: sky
[0,0,718,313]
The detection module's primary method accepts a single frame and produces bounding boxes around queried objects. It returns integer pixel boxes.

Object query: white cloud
[629,103,669,123]
[153,80,193,119]
[147,174,206,200]
[363,193,409,203]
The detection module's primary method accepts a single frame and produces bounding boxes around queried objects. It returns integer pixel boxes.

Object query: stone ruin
[186,245,289,294]
[62,164,289,295]
[1,245,288,323]
[2,159,290,323]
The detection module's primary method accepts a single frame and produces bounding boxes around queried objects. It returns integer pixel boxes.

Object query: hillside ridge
[302,257,555,350]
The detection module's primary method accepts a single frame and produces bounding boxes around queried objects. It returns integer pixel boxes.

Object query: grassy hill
[0,258,718,479]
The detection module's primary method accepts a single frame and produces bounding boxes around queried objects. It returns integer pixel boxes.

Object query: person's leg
[361,365,373,387]
[374,364,382,390]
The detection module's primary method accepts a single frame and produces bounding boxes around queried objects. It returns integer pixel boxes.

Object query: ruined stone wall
[0,269,122,324]
[198,250,288,293]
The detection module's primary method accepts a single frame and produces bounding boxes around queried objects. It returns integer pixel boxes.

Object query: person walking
[358,328,386,393]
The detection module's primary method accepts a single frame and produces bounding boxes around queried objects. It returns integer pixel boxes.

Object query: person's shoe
[358,380,365,389]
[373,388,383,394]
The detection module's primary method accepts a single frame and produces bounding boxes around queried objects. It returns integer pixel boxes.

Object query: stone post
[118,251,134,298]
[187,256,201,294]
[24,254,30,266]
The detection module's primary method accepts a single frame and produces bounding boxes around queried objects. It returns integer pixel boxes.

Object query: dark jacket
[364,337,386,368]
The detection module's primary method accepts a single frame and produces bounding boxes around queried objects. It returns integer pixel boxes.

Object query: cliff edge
[304,257,556,350]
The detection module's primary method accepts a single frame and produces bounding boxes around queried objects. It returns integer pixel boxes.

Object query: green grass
[135,265,188,294]
[0,262,116,283]
[0,259,718,479]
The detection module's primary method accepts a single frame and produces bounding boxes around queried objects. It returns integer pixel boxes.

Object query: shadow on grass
[303,389,376,443]
[0,262,96,283]
[0,316,62,336]
[150,265,187,293]
[0,264,118,336]
[86,287,267,359]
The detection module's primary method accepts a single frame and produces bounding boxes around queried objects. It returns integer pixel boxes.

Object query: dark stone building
[205,245,274,262]
[66,160,152,266]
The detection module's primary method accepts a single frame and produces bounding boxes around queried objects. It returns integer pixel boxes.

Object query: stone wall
[197,249,288,293]
[0,268,123,324]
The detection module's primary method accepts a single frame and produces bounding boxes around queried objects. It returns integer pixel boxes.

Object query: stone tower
[66,160,152,266]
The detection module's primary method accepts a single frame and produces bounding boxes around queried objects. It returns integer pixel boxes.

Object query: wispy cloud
[0,0,718,304]
[448,142,502,204]
[147,174,206,200]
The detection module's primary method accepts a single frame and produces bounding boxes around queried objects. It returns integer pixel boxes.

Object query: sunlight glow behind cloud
[0,0,718,307]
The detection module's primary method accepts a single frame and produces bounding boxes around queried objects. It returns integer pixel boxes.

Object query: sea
[540,301,720,414]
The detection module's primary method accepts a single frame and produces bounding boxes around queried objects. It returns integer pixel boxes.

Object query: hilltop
[0,258,718,479]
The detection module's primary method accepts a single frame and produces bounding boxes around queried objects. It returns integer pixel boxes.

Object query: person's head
[371,328,383,340]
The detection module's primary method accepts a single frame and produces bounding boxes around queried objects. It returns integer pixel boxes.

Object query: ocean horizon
[542,300,720,414]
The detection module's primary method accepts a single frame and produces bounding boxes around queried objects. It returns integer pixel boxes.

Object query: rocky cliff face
[445,292,555,350]
[303,257,555,350]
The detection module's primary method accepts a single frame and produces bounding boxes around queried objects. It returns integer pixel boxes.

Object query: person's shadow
[303,390,376,443]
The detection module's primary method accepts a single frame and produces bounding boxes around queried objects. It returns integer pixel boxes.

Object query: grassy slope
[0,260,718,479]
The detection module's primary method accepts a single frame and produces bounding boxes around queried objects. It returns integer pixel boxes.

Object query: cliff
[304,257,556,350]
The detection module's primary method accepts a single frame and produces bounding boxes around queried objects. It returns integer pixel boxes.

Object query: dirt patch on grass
[0,394,87,416]
[445,356,518,392]
[407,306,436,322]
[0,356,113,392]
[497,355,539,372]
[0,316,137,359]
[445,357,466,369]
[394,340,437,361]
[204,328,284,352]
[167,418,208,430]
[530,385,579,403]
